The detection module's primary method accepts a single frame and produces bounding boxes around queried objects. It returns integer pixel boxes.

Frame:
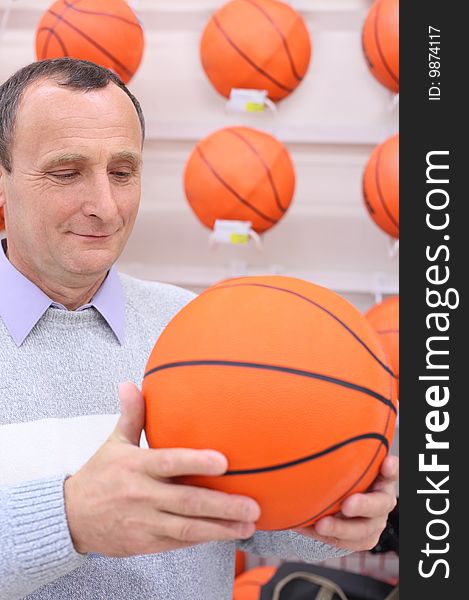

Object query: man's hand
[292,456,399,552]
[64,382,261,557]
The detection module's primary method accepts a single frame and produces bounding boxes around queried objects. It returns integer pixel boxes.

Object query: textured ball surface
[35,0,144,84]
[143,275,397,531]
[362,0,399,93]
[184,127,295,233]
[363,133,399,238]
[200,0,311,101]
[366,296,399,395]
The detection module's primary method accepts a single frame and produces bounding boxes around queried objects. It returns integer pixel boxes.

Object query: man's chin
[65,251,117,277]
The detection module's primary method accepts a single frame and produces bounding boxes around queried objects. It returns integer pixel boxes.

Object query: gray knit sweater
[0,273,346,600]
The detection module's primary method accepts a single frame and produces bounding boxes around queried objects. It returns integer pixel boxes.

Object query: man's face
[0,80,142,281]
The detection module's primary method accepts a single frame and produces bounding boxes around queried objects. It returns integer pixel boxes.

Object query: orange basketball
[233,566,277,600]
[35,0,144,84]
[362,0,399,93]
[143,275,397,531]
[363,133,399,238]
[235,550,246,578]
[184,127,295,233]
[0,207,4,231]
[365,296,399,396]
[200,0,312,102]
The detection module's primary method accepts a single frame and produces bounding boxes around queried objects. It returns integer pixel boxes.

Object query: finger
[148,536,196,553]
[143,448,229,478]
[111,381,145,446]
[375,455,399,485]
[341,490,397,518]
[155,512,256,544]
[313,514,387,544]
[304,529,380,552]
[156,483,261,522]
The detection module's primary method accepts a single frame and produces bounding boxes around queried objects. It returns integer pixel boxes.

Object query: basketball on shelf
[363,133,399,238]
[142,275,397,531]
[200,0,311,102]
[35,0,144,84]
[184,126,295,234]
[362,0,399,93]
[365,296,399,396]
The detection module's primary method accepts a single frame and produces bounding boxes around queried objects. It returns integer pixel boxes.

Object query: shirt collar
[0,237,125,346]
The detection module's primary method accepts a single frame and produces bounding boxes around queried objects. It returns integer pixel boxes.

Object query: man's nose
[82,173,120,223]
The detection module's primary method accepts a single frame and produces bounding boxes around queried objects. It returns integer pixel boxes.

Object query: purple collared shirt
[0,238,125,346]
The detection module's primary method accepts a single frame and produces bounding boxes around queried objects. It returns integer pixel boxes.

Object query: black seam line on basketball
[240,0,303,82]
[42,2,72,59]
[206,282,397,379]
[224,433,388,476]
[37,28,69,56]
[212,15,294,93]
[48,9,133,78]
[284,374,396,531]
[195,146,278,225]
[225,128,286,213]
[375,144,399,233]
[143,360,396,414]
[63,0,142,28]
[374,0,399,85]
[283,431,388,529]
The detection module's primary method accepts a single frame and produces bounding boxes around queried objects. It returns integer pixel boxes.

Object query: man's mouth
[72,233,113,239]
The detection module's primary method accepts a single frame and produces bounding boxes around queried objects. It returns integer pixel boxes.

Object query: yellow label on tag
[230,233,250,245]
[245,102,264,113]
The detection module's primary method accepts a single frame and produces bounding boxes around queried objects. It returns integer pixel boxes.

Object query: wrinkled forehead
[12,80,142,164]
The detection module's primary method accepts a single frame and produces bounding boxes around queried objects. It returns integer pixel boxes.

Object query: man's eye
[112,171,132,179]
[50,172,77,180]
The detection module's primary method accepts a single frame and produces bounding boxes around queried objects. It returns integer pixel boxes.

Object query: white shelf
[117,261,399,296]
[145,121,396,147]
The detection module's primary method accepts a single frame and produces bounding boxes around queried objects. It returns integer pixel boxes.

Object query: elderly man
[0,58,398,600]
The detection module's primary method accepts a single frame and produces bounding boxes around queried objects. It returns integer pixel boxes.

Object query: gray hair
[0,58,145,172]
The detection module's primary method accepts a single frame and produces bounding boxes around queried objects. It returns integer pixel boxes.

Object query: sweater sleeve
[0,475,86,600]
[237,529,351,562]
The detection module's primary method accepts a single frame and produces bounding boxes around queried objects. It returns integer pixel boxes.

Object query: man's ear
[0,167,6,209]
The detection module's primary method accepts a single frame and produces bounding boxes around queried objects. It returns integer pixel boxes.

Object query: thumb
[111,381,145,446]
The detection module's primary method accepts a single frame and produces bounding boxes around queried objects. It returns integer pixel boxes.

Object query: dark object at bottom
[259,562,398,600]
[370,499,399,556]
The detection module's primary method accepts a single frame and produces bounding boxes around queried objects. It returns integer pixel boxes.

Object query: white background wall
[0,1,399,578]
[0,0,399,311]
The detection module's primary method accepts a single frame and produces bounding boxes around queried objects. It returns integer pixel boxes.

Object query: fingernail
[315,518,332,535]
[246,501,261,521]
[240,523,255,538]
[204,451,227,473]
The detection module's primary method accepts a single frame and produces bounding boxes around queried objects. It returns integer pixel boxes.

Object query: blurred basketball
[233,566,277,600]
[363,133,399,238]
[362,0,399,93]
[200,0,311,102]
[235,550,246,578]
[35,0,144,84]
[365,296,399,395]
[184,126,295,234]
[143,275,397,530]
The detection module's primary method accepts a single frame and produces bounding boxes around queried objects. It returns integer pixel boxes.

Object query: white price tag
[226,88,269,113]
[212,220,253,245]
